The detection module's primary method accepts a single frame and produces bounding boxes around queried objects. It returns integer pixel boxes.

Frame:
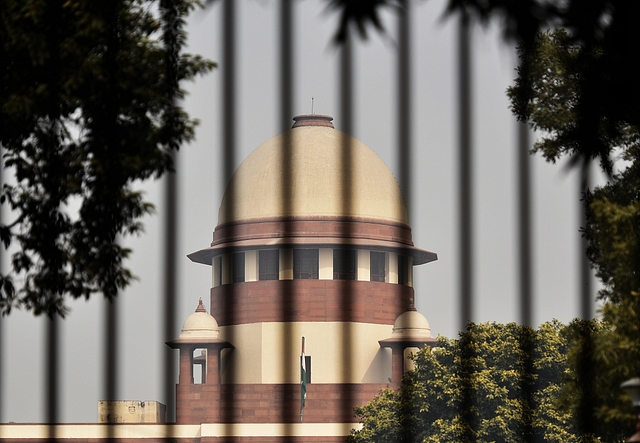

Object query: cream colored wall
[219,322,393,384]
[98,400,166,423]
[403,347,420,372]
[220,323,263,383]
[280,248,293,280]
[212,256,221,287]
[319,248,333,280]
[388,252,398,284]
[357,250,370,281]
[245,250,258,282]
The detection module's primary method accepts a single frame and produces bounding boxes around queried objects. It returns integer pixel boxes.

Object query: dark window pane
[398,254,409,286]
[259,250,279,280]
[370,251,385,282]
[333,249,356,280]
[233,252,245,283]
[294,249,319,279]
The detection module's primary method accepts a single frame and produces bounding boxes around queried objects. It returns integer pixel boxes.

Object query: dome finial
[292,114,334,129]
[196,297,206,313]
[407,298,417,311]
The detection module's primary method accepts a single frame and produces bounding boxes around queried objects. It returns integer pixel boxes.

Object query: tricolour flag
[300,336,306,421]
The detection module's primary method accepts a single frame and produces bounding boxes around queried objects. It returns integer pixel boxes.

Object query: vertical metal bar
[279,0,293,134]
[579,165,591,320]
[517,121,534,443]
[518,122,532,326]
[46,316,58,437]
[220,0,236,427]
[278,0,295,426]
[457,14,473,332]
[339,31,354,425]
[457,13,475,443]
[397,3,414,440]
[398,0,412,218]
[222,0,236,185]
[104,297,118,434]
[0,157,3,424]
[163,152,177,425]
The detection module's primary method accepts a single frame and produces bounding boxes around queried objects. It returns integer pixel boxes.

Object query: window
[301,355,311,384]
[333,249,356,280]
[370,251,386,282]
[293,249,319,279]
[232,252,245,283]
[259,249,279,280]
[193,348,207,384]
[398,254,409,286]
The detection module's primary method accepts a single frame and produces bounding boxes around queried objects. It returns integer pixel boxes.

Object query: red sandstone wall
[211,280,414,326]
[176,383,393,425]
[211,217,414,247]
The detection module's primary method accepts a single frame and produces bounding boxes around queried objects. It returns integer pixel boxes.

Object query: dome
[178,298,220,340]
[391,309,432,340]
[217,117,408,225]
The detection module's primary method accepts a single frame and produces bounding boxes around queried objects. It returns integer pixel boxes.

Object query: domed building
[173,115,438,441]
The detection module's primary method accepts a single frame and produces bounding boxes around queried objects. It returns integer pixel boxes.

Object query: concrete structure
[0,114,437,442]
[98,401,167,424]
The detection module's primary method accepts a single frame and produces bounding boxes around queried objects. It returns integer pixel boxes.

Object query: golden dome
[217,122,408,225]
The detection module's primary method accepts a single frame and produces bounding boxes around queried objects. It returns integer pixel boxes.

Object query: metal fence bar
[104,296,119,435]
[163,151,178,426]
[457,12,476,443]
[220,0,237,429]
[46,316,58,438]
[339,29,355,425]
[579,166,591,320]
[397,0,412,214]
[518,122,532,327]
[457,13,473,332]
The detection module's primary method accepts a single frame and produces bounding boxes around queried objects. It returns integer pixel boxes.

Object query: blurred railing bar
[222,0,237,185]
[46,317,58,438]
[457,13,475,443]
[278,0,295,429]
[579,166,591,320]
[518,122,533,327]
[397,0,412,218]
[339,29,354,423]
[517,120,534,442]
[105,296,119,435]
[457,14,473,331]
[220,0,237,429]
[279,0,294,134]
[163,151,178,425]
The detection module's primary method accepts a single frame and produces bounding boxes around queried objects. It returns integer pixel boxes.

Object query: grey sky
[0,0,595,423]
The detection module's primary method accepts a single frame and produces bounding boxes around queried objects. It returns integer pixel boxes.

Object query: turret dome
[178,298,220,340]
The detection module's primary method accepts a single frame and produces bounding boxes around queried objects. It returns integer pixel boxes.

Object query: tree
[508,30,640,441]
[348,321,590,443]
[0,0,214,317]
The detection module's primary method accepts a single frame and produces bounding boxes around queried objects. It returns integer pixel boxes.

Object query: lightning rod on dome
[311,97,314,114]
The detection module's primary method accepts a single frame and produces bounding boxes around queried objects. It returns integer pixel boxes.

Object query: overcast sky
[0,0,598,423]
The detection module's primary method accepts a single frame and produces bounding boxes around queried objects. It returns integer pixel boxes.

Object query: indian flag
[300,336,307,420]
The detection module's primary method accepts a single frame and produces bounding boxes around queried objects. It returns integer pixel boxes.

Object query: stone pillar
[179,345,193,384]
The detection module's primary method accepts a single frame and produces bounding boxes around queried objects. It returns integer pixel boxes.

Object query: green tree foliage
[0,0,214,317]
[508,30,640,441]
[349,321,586,443]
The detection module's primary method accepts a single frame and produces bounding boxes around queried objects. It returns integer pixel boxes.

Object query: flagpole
[300,336,306,422]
